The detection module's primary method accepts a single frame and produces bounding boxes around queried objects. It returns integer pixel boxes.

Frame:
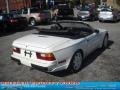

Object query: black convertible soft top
[36,20,95,39]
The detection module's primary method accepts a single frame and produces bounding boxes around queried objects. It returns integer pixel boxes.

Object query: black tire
[99,20,101,22]
[91,16,95,21]
[2,24,7,33]
[77,15,82,21]
[47,18,51,24]
[113,17,117,23]
[99,20,103,23]
[29,18,36,26]
[67,50,83,73]
[102,34,109,49]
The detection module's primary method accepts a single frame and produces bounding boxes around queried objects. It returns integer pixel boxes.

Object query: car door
[21,9,29,21]
[85,30,100,55]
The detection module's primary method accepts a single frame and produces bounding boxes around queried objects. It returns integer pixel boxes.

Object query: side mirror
[94,29,99,33]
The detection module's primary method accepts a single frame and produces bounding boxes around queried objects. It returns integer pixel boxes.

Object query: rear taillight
[10,19,18,23]
[87,13,90,16]
[36,52,55,61]
[13,47,20,53]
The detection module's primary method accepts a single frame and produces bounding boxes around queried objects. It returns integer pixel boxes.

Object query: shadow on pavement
[0,22,52,37]
[99,20,120,23]
[49,40,114,77]
[0,26,36,37]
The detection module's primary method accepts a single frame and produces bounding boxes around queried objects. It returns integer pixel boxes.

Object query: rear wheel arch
[29,17,35,21]
[105,32,109,39]
[29,17,36,25]
[102,33,109,49]
[78,49,84,59]
[67,49,84,73]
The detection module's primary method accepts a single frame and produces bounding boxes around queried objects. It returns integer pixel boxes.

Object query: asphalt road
[0,21,120,81]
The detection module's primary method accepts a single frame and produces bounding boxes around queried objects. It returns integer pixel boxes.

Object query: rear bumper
[56,15,74,20]
[99,16,113,21]
[11,54,67,72]
[9,22,27,29]
[78,16,91,20]
[36,17,51,23]
[11,57,49,72]
[31,64,48,71]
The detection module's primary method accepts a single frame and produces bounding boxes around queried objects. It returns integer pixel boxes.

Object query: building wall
[0,0,96,11]
[0,0,31,11]
[0,0,6,10]
[107,0,120,9]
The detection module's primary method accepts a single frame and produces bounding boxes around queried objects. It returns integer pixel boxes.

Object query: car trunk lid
[13,34,70,50]
[100,11,113,16]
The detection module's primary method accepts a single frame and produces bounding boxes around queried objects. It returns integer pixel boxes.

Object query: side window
[80,27,93,37]
[18,9,22,14]
[23,9,28,14]
[30,8,39,13]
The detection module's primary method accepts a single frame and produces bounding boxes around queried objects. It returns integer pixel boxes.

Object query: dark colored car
[0,13,27,33]
[77,6,98,21]
[52,4,74,20]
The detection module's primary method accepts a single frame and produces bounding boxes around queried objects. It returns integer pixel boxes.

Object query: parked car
[52,4,74,20]
[0,20,3,34]
[99,8,120,22]
[20,7,51,26]
[97,5,112,12]
[10,10,22,15]
[77,6,98,21]
[0,13,27,33]
[11,20,109,73]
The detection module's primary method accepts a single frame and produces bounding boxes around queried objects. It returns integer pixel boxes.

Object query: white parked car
[11,21,109,72]
[20,7,51,26]
[99,8,120,22]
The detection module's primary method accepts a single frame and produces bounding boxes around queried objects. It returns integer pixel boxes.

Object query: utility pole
[46,0,48,9]
[5,0,10,14]
[100,0,102,5]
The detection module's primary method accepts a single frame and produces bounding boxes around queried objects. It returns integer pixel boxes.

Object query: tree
[116,0,120,6]
[80,0,86,4]
[5,0,10,13]
[94,0,100,5]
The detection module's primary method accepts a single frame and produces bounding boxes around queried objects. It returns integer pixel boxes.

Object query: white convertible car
[11,21,109,72]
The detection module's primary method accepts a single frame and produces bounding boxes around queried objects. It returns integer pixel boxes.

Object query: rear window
[23,9,28,14]
[81,8,90,11]
[58,5,69,9]
[101,8,112,12]
[57,5,73,15]
[8,14,21,18]
[30,8,40,13]
[81,6,91,11]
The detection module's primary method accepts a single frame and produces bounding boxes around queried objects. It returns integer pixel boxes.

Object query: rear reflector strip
[58,60,66,64]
